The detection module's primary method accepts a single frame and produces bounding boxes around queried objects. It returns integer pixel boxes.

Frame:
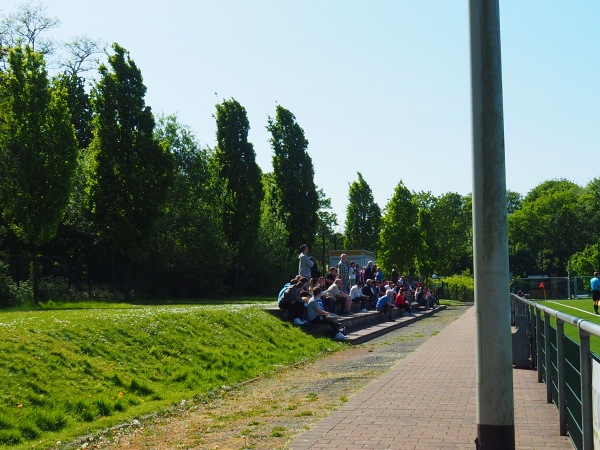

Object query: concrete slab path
[289,306,573,449]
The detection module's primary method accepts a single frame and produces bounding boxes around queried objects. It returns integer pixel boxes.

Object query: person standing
[364,261,374,282]
[391,264,399,284]
[337,254,350,293]
[298,244,314,279]
[375,266,383,283]
[591,272,600,314]
[348,261,357,287]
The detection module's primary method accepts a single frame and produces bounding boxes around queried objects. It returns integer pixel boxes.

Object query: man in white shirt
[350,281,369,312]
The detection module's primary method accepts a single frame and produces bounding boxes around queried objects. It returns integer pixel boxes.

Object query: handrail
[512,294,588,334]
[511,293,595,450]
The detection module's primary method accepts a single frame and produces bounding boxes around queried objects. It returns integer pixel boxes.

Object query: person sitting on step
[376,288,395,321]
[279,279,308,325]
[363,279,378,309]
[325,266,338,289]
[306,287,346,340]
[350,280,370,312]
[326,277,353,316]
[395,286,414,317]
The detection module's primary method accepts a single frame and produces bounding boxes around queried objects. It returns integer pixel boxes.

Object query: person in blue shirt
[591,272,600,314]
[277,276,300,305]
[375,288,395,321]
[306,287,345,340]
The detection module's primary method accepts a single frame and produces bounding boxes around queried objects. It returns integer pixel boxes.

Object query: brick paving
[289,306,573,449]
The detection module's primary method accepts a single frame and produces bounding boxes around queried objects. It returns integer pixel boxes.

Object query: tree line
[0,2,598,305]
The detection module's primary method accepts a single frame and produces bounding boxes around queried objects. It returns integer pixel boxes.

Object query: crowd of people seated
[277,244,440,340]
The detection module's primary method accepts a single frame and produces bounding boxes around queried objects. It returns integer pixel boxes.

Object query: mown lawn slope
[0,303,340,449]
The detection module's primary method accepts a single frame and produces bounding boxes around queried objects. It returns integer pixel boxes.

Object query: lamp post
[469,1,515,449]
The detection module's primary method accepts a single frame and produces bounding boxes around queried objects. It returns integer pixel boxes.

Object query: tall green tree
[213,98,263,291]
[565,178,600,277]
[508,179,586,276]
[150,114,231,296]
[267,105,319,251]
[86,43,173,263]
[580,178,600,244]
[570,243,600,277]
[415,207,435,277]
[344,172,381,251]
[0,46,78,302]
[430,192,473,275]
[506,190,523,215]
[378,180,419,275]
[251,173,293,292]
[55,72,93,150]
[316,187,338,271]
[50,37,102,260]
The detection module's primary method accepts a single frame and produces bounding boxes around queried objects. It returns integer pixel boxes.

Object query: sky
[2,1,599,230]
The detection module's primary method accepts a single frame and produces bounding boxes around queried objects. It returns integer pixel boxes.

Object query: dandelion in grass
[118,392,124,399]
[17,403,23,408]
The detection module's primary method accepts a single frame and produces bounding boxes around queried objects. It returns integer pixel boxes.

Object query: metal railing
[511,293,600,450]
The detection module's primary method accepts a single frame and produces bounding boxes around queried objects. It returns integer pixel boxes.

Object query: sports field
[537,298,600,355]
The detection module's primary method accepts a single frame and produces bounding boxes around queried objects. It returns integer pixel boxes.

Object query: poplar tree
[378,180,419,275]
[0,46,78,302]
[213,98,263,291]
[86,43,173,262]
[268,105,319,251]
[344,172,381,250]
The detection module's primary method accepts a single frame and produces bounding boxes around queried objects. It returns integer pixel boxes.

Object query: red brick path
[289,306,573,449]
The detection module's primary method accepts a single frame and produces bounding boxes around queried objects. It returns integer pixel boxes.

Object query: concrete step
[343,306,447,344]
[265,304,447,343]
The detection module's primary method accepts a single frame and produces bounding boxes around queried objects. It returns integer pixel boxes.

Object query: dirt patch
[72,306,469,450]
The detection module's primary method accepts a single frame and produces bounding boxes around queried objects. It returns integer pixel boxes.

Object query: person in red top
[395,286,415,317]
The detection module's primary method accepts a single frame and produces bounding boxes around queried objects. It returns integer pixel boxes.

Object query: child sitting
[306,287,346,340]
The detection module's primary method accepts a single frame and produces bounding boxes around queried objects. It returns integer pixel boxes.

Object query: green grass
[534,299,600,355]
[439,299,467,306]
[0,301,341,449]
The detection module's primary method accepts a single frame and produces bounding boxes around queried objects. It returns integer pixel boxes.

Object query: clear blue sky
[3,1,599,229]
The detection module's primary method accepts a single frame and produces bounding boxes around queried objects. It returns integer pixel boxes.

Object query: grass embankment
[0,302,341,449]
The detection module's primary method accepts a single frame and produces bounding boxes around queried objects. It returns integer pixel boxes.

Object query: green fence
[511,294,600,450]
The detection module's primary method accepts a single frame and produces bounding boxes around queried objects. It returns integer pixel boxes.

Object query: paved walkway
[289,306,573,449]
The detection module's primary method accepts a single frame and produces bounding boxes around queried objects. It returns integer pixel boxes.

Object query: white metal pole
[469,1,515,448]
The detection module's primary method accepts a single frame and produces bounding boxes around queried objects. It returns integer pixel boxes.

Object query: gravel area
[67,305,470,450]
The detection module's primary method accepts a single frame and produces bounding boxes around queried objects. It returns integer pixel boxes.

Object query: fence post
[536,309,543,382]
[544,312,552,403]
[556,319,567,436]
[579,329,593,450]
[528,304,537,370]
[510,296,515,326]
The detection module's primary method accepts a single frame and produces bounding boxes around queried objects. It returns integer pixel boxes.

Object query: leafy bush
[0,260,17,307]
[442,274,474,302]
[37,277,76,303]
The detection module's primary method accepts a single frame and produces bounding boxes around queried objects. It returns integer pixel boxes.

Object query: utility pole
[469,1,515,449]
